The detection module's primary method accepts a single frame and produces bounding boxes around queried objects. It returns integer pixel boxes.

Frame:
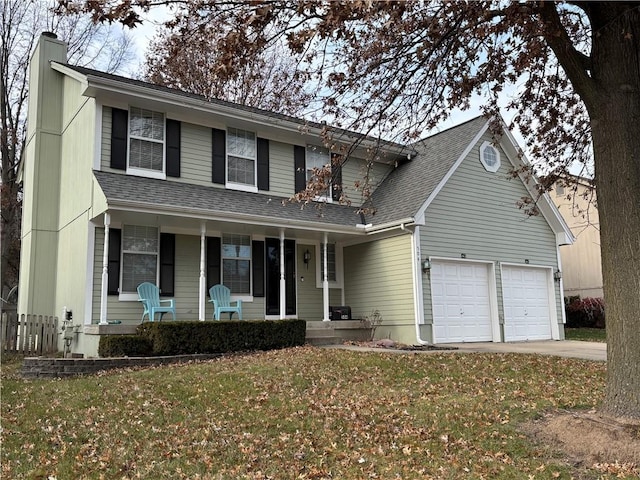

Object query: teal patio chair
[137,282,176,322]
[209,284,242,320]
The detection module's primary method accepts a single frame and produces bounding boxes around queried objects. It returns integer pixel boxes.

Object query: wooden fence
[1,313,58,355]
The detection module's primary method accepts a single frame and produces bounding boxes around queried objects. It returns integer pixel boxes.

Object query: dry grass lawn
[2,346,637,479]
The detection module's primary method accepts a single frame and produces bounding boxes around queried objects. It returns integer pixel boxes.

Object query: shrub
[136,319,307,356]
[565,296,605,328]
[98,335,154,357]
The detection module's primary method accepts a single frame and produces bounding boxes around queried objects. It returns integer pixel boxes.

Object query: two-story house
[19,33,573,357]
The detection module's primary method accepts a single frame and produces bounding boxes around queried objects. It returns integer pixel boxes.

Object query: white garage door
[431,260,493,343]
[502,266,553,341]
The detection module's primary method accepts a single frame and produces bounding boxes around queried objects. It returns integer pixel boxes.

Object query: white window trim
[221,233,253,296]
[307,145,333,203]
[226,127,258,192]
[126,107,167,180]
[479,140,500,173]
[314,241,343,288]
[118,225,160,301]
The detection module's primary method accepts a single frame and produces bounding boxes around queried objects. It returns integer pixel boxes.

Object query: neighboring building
[554,177,603,298]
[19,34,573,357]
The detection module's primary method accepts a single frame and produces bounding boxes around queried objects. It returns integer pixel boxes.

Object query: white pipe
[411,225,429,345]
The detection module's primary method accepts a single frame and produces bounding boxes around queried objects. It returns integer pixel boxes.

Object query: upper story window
[222,233,251,294]
[306,145,331,200]
[110,106,180,179]
[227,127,257,191]
[556,184,565,197]
[121,225,158,293]
[479,141,500,173]
[128,107,165,176]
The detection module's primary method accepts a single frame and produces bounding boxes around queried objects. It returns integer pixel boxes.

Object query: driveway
[326,340,606,362]
[444,340,606,361]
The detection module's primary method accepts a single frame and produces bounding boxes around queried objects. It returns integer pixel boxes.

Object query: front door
[265,238,296,316]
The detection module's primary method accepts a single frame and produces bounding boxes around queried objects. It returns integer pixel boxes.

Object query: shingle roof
[367,116,487,225]
[62,63,408,153]
[94,171,363,230]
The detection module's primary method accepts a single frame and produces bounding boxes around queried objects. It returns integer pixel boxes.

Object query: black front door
[265,238,296,316]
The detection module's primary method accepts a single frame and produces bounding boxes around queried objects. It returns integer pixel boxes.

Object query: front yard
[2,346,633,479]
[565,327,607,342]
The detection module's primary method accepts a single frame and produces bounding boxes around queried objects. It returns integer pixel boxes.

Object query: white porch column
[99,212,110,325]
[322,232,330,321]
[279,229,286,319]
[199,222,207,321]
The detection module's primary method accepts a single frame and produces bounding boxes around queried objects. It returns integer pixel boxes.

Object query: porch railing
[1,313,58,355]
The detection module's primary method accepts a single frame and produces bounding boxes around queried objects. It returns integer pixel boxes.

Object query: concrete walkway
[325,340,606,362]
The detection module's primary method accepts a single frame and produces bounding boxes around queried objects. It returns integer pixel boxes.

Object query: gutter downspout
[410,225,430,345]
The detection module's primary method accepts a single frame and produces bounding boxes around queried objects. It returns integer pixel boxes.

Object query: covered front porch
[89,207,363,327]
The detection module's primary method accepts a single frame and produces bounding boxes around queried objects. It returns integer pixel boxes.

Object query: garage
[502,265,553,341]
[431,260,495,343]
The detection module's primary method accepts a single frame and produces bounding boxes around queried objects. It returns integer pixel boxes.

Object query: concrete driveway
[327,340,606,362]
[444,340,606,361]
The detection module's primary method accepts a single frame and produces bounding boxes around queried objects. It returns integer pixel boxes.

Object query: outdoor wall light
[422,259,431,273]
[554,269,562,281]
[303,249,311,269]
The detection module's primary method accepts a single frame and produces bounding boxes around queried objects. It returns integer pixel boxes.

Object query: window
[479,141,500,173]
[556,184,565,197]
[129,107,165,174]
[227,128,256,188]
[306,145,331,199]
[320,243,337,282]
[121,225,158,293]
[222,233,251,294]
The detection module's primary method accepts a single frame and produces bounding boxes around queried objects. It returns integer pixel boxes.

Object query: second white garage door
[502,265,553,341]
[431,260,494,343]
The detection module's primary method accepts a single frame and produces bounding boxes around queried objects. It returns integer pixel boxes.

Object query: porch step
[305,320,372,346]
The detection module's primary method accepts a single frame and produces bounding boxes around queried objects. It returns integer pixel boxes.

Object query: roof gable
[368,116,488,225]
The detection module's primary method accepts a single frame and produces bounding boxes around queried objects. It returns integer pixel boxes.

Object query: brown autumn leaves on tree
[0,0,136,305]
[58,0,640,420]
[144,19,312,116]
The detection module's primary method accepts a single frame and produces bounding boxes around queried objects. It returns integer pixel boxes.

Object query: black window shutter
[166,119,181,178]
[111,108,128,170]
[257,137,269,191]
[294,145,306,193]
[107,228,121,295]
[212,128,226,184]
[206,237,221,291]
[252,240,265,297]
[159,233,175,297]
[331,153,343,201]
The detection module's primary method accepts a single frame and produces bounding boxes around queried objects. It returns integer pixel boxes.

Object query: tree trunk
[589,8,640,419]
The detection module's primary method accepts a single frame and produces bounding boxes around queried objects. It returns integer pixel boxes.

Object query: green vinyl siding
[268,141,295,197]
[100,106,112,171]
[101,107,394,204]
[92,229,271,323]
[297,244,323,320]
[344,234,414,327]
[341,157,392,207]
[177,122,213,187]
[420,132,563,329]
